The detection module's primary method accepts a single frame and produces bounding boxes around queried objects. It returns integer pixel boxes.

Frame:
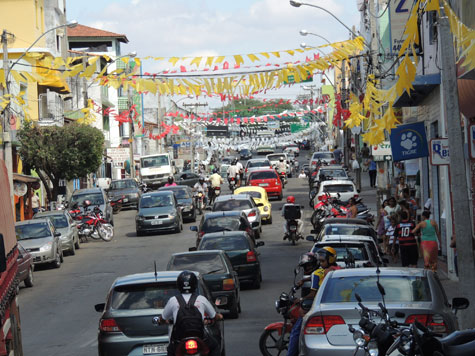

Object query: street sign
[283,71,313,84]
[470,123,475,160]
[372,141,392,157]
[430,138,450,165]
[107,148,130,168]
[389,122,429,161]
[389,0,417,54]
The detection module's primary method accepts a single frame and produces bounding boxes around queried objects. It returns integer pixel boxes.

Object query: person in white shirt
[208,169,223,204]
[276,158,287,174]
[298,170,307,178]
[227,160,240,184]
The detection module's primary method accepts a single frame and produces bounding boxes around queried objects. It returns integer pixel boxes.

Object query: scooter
[175,337,210,356]
[209,186,221,206]
[228,177,237,193]
[194,191,205,215]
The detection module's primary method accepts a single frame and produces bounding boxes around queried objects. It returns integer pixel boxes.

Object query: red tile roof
[67,24,128,43]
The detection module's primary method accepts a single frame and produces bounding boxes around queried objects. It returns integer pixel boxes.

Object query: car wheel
[228,298,239,319]
[69,243,76,256]
[60,250,64,263]
[24,266,34,288]
[74,237,80,249]
[268,215,273,224]
[136,229,144,237]
[53,251,61,269]
[252,274,261,289]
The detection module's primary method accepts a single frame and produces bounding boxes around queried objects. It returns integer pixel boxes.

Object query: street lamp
[299,30,332,45]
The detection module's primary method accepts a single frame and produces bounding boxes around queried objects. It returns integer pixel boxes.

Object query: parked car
[246,169,283,200]
[107,178,141,209]
[316,165,349,181]
[300,268,468,355]
[167,250,241,318]
[158,185,196,222]
[33,210,80,255]
[198,231,264,288]
[244,159,272,181]
[70,187,114,225]
[15,219,63,268]
[316,179,358,203]
[190,211,257,247]
[239,148,253,160]
[135,191,183,236]
[174,171,201,187]
[212,194,262,238]
[256,145,275,155]
[95,271,225,356]
[314,221,377,243]
[16,243,34,287]
[310,151,335,168]
[234,186,272,224]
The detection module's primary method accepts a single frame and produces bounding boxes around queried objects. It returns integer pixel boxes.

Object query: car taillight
[330,160,336,164]
[312,161,316,165]
[245,168,248,172]
[185,339,199,354]
[247,251,257,263]
[405,314,447,333]
[354,194,359,199]
[100,318,121,333]
[248,211,256,217]
[223,278,235,290]
[199,231,205,237]
[304,315,345,334]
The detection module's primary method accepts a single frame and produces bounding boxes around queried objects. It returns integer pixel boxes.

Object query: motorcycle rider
[164,176,177,187]
[282,196,304,240]
[276,157,287,176]
[208,168,223,204]
[161,271,223,356]
[193,176,208,206]
[227,160,240,187]
[235,159,244,186]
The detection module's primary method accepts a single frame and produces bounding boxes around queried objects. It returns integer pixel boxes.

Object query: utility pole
[439,7,475,329]
[1,30,14,212]
[127,65,135,178]
[183,103,208,173]
[157,93,163,153]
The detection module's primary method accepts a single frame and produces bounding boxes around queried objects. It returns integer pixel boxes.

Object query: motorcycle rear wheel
[259,328,289,356]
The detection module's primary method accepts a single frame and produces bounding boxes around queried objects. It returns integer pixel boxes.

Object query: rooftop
[67,24,128,43]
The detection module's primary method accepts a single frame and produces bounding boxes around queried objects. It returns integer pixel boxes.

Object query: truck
[139,153,176,188]
[0,159,24,355]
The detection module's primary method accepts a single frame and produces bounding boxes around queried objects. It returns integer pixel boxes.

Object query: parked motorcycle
[74,204,114,242]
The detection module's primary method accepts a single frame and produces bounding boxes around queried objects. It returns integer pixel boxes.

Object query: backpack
[171,294,204,341]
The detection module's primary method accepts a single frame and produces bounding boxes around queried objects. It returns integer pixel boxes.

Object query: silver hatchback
[34,210,80,255]
[300,268,464,356]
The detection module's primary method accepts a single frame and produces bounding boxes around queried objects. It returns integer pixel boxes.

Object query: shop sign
[107,148,129,168]
[430,138,450,165]
[372,141,392,156]
[389,122,429,161]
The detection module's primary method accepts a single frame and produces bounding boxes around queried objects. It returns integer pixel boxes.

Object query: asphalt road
[19,152,315,356]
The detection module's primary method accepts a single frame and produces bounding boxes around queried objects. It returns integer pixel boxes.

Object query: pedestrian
[384,197,399,217]
[396,176,408,199]
[412,211,441,272]
[361,143,370,172]
[31,192,40,214]
[375,199,389,252]
[367,155,377,188]
[298,170,307,178]
[402,188,418,219]
[387,216,398,263]
[333,145,342,164]
[346,197,358,218]
[393,211,419,268]
[450,234,457,276]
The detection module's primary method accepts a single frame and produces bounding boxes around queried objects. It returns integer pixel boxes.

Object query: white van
[139,153,175,188]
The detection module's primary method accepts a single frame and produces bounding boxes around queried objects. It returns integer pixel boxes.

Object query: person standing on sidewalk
[361,143,370,172]
[393,211,418,267]
[376,199,389,252]
[396,176,408,199]
[412,211,441,272]
[368,156,377,188]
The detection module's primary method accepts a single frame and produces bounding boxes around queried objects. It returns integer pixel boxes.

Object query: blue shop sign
[389,122,429,161]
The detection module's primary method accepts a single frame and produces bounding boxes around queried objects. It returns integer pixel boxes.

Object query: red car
[247,169,283,200]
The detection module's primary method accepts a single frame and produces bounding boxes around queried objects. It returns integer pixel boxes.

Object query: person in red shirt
[393,211,418,267]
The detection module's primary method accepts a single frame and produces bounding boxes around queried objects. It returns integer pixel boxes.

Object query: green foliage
[18,122,104,199]
[213,99,294,118]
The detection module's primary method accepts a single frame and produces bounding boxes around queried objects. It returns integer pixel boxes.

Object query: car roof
[142,191,174,197]
[329,267,426,278]
[247,158,269,162]
[319,166,345,170]
[72,188,103,194]
[158,185,189,191]
[15,218,51,226]
[315,240,367,247]
[322,235,375,242]
[34,210,67,217]
[204,211,243,218]
[234,186,267,194]
[248,168,276,174]
[323,218,370,226]
[171,250,226,258]
[320,180,354,185]
[202,231,248,239]
[215,194,251,202]
[112,271,199,287]
[111,178,136,182]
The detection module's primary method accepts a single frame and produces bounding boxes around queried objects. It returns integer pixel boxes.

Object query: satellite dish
[14,182,28,197]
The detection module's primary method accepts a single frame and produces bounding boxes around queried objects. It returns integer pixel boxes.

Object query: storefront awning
[13,173,40,183]
[393,74,441,108]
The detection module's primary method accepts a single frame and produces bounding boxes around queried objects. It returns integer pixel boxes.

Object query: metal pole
[2,30,14,212]
[157,93,162,153]
[439,7,475,328]
[127,65,135,178]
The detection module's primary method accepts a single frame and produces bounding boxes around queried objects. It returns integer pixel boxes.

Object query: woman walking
[412,211,441,272]
[368,156,377,188]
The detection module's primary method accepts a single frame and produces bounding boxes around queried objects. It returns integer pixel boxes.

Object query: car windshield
[202,217,241,232]
[200,236,249,251]
[71,193,104,206]
[111,282,180,310]
[240,191,262,199]
[267,154,286,161]
[110,180,137,189]
[320,170,347,178]
[324,225,375,237]
[140,195,173,208]
[169,254,226,274]
[214,200,252,211]
[248,160,270,168]
[313,152,334,159]
[249,171,277,180]
[35,215,68,229]
[312,244,368,261]
[323,184,354,193]
[161,188,190,199]
[16,223,51,240]
[321,275,432,303]
[141,156,169,168]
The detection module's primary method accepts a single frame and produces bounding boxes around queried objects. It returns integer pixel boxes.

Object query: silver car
[34,210,80,255]
[15,219,63,268]
[212,194,262,238]
[300,268,464,356]
[310,151,335,169]
[317,180,358,203]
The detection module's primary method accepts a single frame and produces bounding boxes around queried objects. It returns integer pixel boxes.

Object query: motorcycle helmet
[316,247,337,265]
[83,200,91,207]
[199,176,205,184]
[177,270,198,293]
[286,196,295,204]
[213,168,219,174]
[279,157,284,162]
[167,176,174,184]
[298,252,318,274]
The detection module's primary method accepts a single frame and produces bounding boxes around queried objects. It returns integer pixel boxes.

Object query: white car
[316,179,358,203]
[310,151,336,168]
[284,145,300,156]
[266,153,289,171]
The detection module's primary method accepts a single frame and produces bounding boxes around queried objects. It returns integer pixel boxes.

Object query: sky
[66,0,361,109]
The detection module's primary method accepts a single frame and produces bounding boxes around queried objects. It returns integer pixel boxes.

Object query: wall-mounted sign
[389,122,429,161]
[372,141,392,156]
[430,138,450,165]
[389,0,416,54]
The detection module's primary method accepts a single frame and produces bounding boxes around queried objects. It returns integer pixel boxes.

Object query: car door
[16,244,29,281]
[49,222,60,255]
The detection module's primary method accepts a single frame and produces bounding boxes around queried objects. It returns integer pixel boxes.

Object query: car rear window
[110,180,137,189]
[202,216,241,232]
[320,169,347,178]
[71,192,104,205]
[169,254,226,274]
[267,154,286,161]
[313,152,334,159]
[200,236,250,251]
[248,160,270,168]
[43,215,68,229]
[249,171,277,180]
[321,275,432,303]
[323,184,354,193]
[214,200,252,211]
[15,223,51,240]
[324,225,375,238]
[111,282,180,310]
[312,244,368,261]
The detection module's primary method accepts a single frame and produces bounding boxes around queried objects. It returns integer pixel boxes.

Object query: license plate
[151,220,163,225]
[259,183,269,187]
[143,343,168,354]
[123,198,128,202]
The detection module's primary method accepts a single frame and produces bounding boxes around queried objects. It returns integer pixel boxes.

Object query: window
[313,152,334,159]
[241,191,262,199]
[214,200,252,211]
[71,193,104,206]
[200,235,249,251]
[324,225,374,237]
[320,169,347,178]
[323,184,355,193]
[248,160,270,168]
[249,171,277,180]
[16,223,51,240]
[140,195,173,208]
[36,215,68,229]
[312,244,368,261]
[202,217,241,233]
[111,180,137,190]
[169,254,226,274]
[141,156,169,168]
[111,282,179,310]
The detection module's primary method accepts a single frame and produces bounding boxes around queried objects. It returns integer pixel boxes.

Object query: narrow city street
[19,158,315,356]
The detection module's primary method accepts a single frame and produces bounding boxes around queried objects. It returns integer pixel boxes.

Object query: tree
[213,98,294,118]
[18,122,105,201]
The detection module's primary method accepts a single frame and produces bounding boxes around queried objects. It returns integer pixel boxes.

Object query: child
[387,216,398,263]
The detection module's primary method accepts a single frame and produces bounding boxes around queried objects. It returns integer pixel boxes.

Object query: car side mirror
[190,226,198,232]
[94,303,105,312]
[54,232,61,237]
[306,235,315,242]
[452,297,469,311]
[188,247,197,252]
[256,241,265,247]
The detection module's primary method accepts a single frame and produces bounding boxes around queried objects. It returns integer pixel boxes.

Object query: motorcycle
[175,337,209,356]
[278,171,287,188]
[110,195,124,214]
[194,191,205,215]
[76,205,114,242]
[283,205,303,246]
[228,177,237,193]
[209,186,221,206]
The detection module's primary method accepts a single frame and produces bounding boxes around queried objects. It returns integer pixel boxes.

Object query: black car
[158,185,196,222]
[94,271,225,355]
[190,211,256,247]
[167,250,241,318]
[239,149,252,160]
[174,172,201,187]
[198,231,264,289]
[108,179,141,209]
